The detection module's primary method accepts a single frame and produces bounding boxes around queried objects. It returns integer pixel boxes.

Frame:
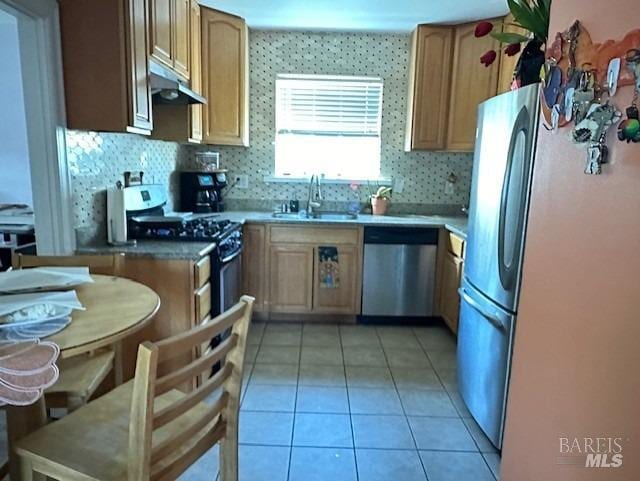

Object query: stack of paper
[0,267,94,294]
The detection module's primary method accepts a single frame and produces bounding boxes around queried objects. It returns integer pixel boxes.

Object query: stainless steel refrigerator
[457,83,540,449]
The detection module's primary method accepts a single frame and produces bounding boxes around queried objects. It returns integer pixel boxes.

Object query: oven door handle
[220,247,243,264]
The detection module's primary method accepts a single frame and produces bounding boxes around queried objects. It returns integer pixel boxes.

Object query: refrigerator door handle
[459,287,509,332]
[497,106,530,292]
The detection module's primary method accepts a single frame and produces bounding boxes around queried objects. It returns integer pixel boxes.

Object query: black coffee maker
[180,171,228,213]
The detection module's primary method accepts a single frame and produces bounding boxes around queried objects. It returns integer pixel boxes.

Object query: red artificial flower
[474,21,494,38]
[480,49,497,67]
[504,43,521,57]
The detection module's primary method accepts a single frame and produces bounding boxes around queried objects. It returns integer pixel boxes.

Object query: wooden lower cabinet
[436,229,465,334]
[242,224,267,312]
[119,252,212,391]
[439,252,463,333]
[243,223,363,319]
[268,244,314,313]
[313,245,360,314]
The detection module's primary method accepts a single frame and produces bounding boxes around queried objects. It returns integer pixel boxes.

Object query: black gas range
[129,213,243,317]
[129,214,239,242]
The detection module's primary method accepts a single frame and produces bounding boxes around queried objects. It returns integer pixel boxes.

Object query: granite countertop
[217,211,468,239]
[76,211,467,260]
[76,240,217,261]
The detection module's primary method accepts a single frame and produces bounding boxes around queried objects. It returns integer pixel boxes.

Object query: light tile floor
[0,322,501,481]
[182,321,501,481]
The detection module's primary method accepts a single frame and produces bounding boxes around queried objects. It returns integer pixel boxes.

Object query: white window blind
[275,74,383,179]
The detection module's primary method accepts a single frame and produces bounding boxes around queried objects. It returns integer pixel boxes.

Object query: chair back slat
[13,253,124,275]
[127,295,254,481]
[151,395,227,464]
[127,342,158,481]
[155,302,245,363]
[151,421,227,481]
[154,334,237,396]
[154,363,232,429]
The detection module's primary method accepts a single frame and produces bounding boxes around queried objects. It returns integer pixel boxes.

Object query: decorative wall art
[318,246,340,289]
[541,21,640,175]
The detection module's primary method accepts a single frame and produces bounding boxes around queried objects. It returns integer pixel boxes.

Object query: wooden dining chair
[15,295,255,481]
[11,253,125,411]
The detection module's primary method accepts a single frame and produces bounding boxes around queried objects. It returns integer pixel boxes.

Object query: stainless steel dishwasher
[362,227,438,317]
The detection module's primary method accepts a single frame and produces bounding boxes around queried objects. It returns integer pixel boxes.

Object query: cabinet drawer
[195,283,211,322]
[445,232,465,258]
[194,255,211,289]
[270,225,359,245]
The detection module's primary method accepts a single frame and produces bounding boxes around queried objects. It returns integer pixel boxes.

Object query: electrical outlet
[235,175,249,189]
[393,177,405,194]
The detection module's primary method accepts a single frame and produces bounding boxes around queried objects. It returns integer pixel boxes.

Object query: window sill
[263,175,392,185]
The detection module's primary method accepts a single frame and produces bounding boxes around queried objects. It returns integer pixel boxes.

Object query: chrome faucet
[306,174,323,215]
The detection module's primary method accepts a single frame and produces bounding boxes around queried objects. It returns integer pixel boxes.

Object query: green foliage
[373,186,392,199]
[506,0,550,43]
[490,31,531,44]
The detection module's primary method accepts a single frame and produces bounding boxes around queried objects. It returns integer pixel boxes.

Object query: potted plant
[371,187,392,215]
[475,0,550,87]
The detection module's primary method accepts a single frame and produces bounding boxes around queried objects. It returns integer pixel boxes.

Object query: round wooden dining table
[5,275,160,481]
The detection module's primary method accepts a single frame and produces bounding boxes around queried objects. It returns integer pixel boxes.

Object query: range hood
[149,60,206,105]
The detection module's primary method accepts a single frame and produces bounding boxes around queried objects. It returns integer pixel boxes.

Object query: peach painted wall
[500,2,640,481]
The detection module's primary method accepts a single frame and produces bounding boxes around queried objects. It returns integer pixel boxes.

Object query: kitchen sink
[271,212,305,219]
[271,211,358,220]
[311,211,358,220]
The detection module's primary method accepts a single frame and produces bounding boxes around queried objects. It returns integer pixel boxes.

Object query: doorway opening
[0,0,74,268]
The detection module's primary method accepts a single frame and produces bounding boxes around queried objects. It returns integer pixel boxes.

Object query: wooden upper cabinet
[149,0,190,80]
[446,21,500,151]
[173,0,191,79]
[201,8,249,146]
[58,0,152,134]
[189,0,203,141]
[497,15,527,94]
[405,25,453,151]
[149,0,173,69]
[127,0,154,132]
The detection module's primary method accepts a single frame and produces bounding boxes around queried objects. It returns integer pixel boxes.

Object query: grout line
[375,326,431,481]
[238,441,481,454]
[339,321,360,480]
[285,322,305,481]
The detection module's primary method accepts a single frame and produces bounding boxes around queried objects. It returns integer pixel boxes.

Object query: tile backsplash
[186,30,473,209]
[69,30,473,244]
[67,130,186,243]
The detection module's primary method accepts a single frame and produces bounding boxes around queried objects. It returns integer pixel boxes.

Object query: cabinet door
[446,21,499,151]
[201,8,249,146]
[127,0,153,132]
[173,0,190,80]
[497,15,527,94]
[313,245,361,315]
[405,25,453,150]
[439,252,463,333]
[269,245,314,313]
[149,0,173,68]
[189,0,203,142]
[242,224,267,312]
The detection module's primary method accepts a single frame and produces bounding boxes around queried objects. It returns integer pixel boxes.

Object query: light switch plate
[235,175,249,189]
[393,177,405,194]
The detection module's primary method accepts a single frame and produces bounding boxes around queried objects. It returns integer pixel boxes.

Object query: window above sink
[274,74,383,180]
